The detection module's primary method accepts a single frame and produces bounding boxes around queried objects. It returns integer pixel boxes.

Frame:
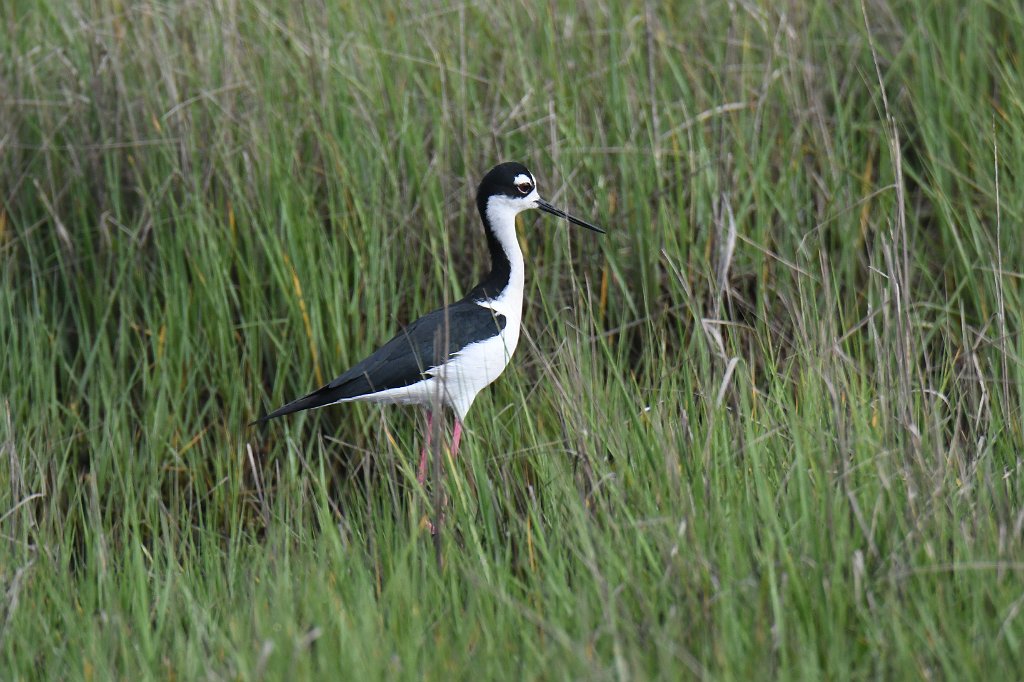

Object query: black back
[258,300,507,422]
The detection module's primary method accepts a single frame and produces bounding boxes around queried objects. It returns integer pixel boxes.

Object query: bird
[256,162,605,484]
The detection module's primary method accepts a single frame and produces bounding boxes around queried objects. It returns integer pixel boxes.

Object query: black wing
[256,299,506,423]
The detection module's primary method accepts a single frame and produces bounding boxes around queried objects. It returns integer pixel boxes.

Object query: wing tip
[249,407,271,428]
[250,383,342,428]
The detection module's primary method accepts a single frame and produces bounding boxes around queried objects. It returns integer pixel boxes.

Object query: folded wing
[256,300,506,423]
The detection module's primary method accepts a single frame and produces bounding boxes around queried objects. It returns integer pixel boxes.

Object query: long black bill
[537,199,606,234]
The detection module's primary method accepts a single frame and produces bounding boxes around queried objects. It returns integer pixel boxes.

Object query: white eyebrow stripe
[513,173,533,186]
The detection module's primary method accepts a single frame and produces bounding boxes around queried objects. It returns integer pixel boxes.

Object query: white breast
[427,196,527,420]
[434,306,521,420]
[336,300,523,421]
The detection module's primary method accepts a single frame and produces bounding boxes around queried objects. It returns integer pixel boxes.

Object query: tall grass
[2,0,1023,678]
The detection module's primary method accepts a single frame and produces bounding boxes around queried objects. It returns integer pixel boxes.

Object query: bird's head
[476,162,606,234]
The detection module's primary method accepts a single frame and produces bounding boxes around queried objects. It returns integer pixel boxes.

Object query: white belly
[337,318,521,421]
[434,322,520,419]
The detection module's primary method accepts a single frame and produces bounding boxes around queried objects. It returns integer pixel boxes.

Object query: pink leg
[425,416,461,537]
[450,418,463,460]
[417,410,433,485]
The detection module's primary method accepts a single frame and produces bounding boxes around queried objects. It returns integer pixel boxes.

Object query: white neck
[483,197,526,310]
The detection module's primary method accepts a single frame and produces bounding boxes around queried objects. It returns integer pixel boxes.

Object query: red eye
[516,182,532,195]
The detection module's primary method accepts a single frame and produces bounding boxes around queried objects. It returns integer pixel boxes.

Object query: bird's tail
[248,407,270,428]
[250,384,344,427]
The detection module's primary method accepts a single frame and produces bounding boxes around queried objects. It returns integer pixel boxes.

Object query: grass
[2,0,1023,678]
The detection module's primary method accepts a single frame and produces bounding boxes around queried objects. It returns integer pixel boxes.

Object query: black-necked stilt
[257,162,605,483]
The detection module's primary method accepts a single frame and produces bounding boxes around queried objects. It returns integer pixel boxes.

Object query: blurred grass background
[2,0,1023,678]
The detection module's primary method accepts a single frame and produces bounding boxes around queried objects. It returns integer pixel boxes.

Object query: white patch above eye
[512,173,533,186]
